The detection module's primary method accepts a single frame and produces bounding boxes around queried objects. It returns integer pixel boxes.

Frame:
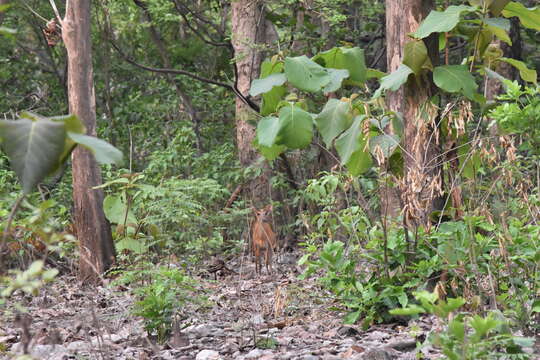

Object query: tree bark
[385,0,442,231]
[231,0,272,206]
[62,0,115,283]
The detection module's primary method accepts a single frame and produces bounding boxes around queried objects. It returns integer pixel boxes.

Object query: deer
[251,205,278,275]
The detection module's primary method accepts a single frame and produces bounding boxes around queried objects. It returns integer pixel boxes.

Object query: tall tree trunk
[385,0,442,240]
[231,0,272,206]
[62,0,115,283]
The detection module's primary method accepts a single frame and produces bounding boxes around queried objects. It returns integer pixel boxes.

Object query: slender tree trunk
[385,0,442,236]
[231,0,272,206]
[62,0,115,283]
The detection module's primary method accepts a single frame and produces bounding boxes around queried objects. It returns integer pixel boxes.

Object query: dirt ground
[1,253,538,360]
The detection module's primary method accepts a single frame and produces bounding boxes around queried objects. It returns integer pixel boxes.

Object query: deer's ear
[251,206,257,214]
[266,204,273,212]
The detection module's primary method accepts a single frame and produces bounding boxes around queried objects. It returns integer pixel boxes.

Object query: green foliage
[392,291,534,360]
[412,5,475,39]
[0,112,122,193]
[315,98,353,147]
[373,64,413,98]
[115,265,206,343]
[1,260,58,301]
[433,65,479,100]
[334,116,372,176]
[489,82,540,153]
[502,1,540,31]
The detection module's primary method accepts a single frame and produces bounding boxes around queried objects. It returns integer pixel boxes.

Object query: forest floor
[1,252,538,360]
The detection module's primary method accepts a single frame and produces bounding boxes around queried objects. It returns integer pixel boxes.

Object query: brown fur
[251,205,277,274]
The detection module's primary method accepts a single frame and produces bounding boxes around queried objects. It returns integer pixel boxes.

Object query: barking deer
[251,205,277,275]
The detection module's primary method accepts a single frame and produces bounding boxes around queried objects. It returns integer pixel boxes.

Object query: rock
[11,343,69,360]
[66,340,87,351]
[196,349,221,360]
[361,348,395,360]
[337,326,360,337]
[244,348,266,359]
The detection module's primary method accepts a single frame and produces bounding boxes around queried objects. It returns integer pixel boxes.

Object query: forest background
[0,0,539,358]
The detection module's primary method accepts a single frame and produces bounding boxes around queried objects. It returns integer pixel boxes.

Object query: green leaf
[249,73,287,97]
[366,68,386,79]
[261,86,286,115]
[259,59,286,115]
[323,69,350,93]
[335,115,372,176]
[257,143,286,161]
[373,64,414,98]
[0,118,66,193]
[502,1,540,31]
[47,113,85,165]
[413,5,476,39]
[458,139,482,179]
[68,132,124,165]
[284,55,331,93]
[389,305,425,316]
[315,98,353,147]
[489,0,512,16]
[402,39,429,75]
[277,104,314,149]
[314,47,367,85]
[256,116,280,147]
[498,57,537,83]
[433,65,479,100]
[343,310,361,324]
[369,134,400,159]
[485,25,511,45]
[448,319,465,341]
[103,194,137,225]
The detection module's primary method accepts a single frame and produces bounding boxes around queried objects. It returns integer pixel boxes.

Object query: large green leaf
[413,5,475,39]
[257,142,286,161]
[68,132,124,165]
[284,56,331,93]
[0,118,66,193]
[261,86,286,116]
[469,0,511,16]
[323,69,350,94]
[483,17,512,44]
[103,194,137,225]
[315,98,353,147]
[402,39,429,75]
[498,57,537,83]
[256,116,280,147]
[249,73,287,97]
[277,104,314,149]
[259,59,286,115]
[373,64,414,98]
[502,1,540,31]
[335,115,372,176]
[369,134,400,160]
[314,47,367,85]
[433,65,478,100]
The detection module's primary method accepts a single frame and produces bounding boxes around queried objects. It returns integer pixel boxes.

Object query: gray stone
[196,349,222,360]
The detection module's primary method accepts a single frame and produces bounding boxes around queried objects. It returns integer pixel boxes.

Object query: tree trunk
[62,0,115,283]
[231,0,272,207]
[385,0,442,233]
